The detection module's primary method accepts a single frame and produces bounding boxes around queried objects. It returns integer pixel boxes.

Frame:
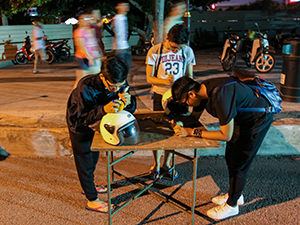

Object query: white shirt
[31,26,45,50]
[146,43,196,95]
[112,14,129,50]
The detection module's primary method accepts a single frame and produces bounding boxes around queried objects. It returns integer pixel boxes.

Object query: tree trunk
[1,11,8,26]
[153,0,165,44]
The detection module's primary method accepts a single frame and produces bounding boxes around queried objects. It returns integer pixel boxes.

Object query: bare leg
[152,150,163,171]
[162,150,173,169]
[33,51,39,73]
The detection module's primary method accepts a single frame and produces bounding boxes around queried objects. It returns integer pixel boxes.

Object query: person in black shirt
[66,55,136,213]
[171,69,273,220]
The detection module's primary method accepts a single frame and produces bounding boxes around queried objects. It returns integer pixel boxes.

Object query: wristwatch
[193,128,202,138]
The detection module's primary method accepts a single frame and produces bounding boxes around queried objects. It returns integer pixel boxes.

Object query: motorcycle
[220,31,240,71]
[45,38,71,63]
[220,23,275,73]
[15,35,54,65]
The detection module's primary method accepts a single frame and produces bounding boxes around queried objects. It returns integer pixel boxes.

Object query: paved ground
[0,49,300,224]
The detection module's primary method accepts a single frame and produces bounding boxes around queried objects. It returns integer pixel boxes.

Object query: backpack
[217,76,282,114]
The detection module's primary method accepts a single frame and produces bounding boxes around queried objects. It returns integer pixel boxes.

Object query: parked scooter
[220,23,275,73]
[220,30,240,71]
[45,38,71,63]
[15,34,54,65]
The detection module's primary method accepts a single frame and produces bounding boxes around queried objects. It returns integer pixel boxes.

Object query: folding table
[91,112,220,224]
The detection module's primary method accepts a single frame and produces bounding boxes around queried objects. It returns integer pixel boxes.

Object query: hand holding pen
[104,86,130,113]
[118,86,131,108]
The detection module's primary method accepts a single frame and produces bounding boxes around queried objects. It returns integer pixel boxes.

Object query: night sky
[217,0,286,6]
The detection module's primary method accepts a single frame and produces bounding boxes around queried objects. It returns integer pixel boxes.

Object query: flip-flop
[86,202,114,214]
[161,167,179,179]
[82,185,108,195]
[95,185,108,194]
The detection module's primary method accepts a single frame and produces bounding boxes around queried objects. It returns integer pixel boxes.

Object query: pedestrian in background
[171,68,273,220]
[89,8,105,54]
[66,55,136,213]
[31,19,46,74]
[73,13,102,88]
[112,1,131,69]
[145,24,196,179]
[163,0,186,41]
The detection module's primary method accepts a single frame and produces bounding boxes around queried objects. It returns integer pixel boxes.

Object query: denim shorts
[76,57,90,70]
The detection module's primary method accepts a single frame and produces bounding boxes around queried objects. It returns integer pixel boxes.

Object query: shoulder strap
[153,43,163,78]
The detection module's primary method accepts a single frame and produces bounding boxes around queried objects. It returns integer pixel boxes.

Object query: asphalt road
[0,49,300,224]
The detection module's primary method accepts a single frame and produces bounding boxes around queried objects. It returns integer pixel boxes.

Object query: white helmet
[100,111,139,146]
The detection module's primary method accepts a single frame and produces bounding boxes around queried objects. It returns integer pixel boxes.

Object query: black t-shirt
[202,77,270,126]
[66,74,136,133]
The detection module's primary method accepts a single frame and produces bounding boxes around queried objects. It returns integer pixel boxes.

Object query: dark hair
[171,0,185,8]
[102,55,128,83]
[232,66,256,80]
[167,24,188,44]
[172,76,200,102]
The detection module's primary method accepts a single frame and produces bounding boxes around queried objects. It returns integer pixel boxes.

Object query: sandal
[161,167,179,179]
[149,166,160,180]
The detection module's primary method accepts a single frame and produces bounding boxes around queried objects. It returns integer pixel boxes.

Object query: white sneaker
[207,203,239,220]
[211,193,244,205]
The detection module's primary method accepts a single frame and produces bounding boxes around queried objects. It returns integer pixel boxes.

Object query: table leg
[111,151,114,183]
[171,150,175,180]
[106,151,112,225]
[191,148,199,225]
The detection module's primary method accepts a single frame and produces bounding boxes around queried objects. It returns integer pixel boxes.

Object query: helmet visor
[117,120,140,145]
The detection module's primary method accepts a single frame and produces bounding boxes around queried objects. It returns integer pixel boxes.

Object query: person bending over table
[66,55,136,213]
[145,24,196,180]
[170,69,273,220]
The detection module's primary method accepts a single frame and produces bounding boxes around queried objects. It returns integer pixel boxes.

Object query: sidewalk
[0,50,299,158]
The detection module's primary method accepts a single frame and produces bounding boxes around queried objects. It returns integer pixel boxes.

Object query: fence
[189,10,300,47]
[0,24,140,62]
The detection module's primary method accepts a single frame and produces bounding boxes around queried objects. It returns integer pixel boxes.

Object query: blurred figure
[31,19,46,74]
[163,0,186,41]
[112,1,131,69]
[89,9,105,54]
[73,13,102,88]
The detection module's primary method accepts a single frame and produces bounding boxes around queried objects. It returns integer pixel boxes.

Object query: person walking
[171,68,273,220]
[112,1,131,68]
[145,24,196,179]
[31,19,46,74]
[73,13,102,88]
[66,55,136,213]
[89,9,105,54]
[163,0,186,41]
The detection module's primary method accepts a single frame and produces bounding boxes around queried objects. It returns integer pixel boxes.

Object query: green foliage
[1,0,52,17]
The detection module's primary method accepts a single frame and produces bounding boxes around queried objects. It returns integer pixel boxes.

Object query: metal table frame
[94,145,218,225]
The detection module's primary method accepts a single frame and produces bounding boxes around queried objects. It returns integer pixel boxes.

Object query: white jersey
[146,43,196,95]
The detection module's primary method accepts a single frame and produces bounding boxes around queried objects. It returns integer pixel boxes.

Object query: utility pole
[153,0,165,44]
[185,0,191,46]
